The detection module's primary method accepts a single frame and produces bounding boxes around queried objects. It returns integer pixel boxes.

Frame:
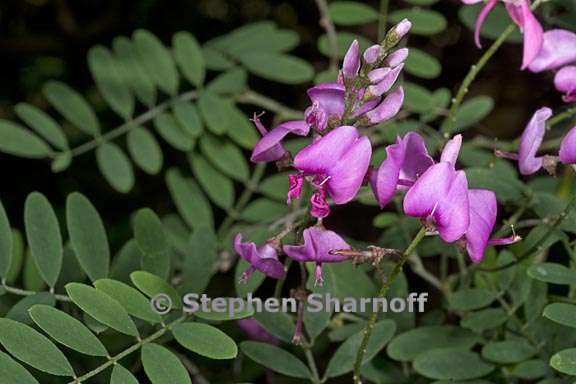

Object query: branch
[2,281,71,302]
[314,0,339,72]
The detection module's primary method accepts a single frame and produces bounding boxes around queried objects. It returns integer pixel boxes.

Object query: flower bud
[363,44,381,64]
[384,19,412,49]
[384,48,409,67]
[365,86,405,124]
[342,39,360,80]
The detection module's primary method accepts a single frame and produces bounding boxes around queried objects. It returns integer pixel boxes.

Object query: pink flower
[237,318,279,345]
[293,126,372,213]
[283,226,350,286]
[250,115,309,163]
[465,0,543,69]
[559,126,576,164]
[234,234,286,282]
[554,66,576,103]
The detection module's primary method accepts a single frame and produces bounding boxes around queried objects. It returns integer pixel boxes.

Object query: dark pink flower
[234,234,286,282]
[365,86,405,124]
[283,226,350,286]
[250,116,309,163]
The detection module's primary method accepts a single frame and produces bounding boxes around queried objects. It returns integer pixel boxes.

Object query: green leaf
[94,278,162,323]
[111,364,139,384]
[0,200,12,279]
[414,348,494,380]
[66,192,110,281]
[24,192,62,288]
[461,308,508,332]
[448,96,494,133]
[14,103,68,150]
[241,341,312,378]
[239,52,314,84]
[0,120,51,158]
[465,167,525,203]
[511,359,549,379]
[173,32,205,86]
[112,36,157,106]
[0,351,39,384]
[550,348,576,375]
[133,29,179,95]
[459,4,523,43]
[403,82,434,113]
[405,0,439,5]
[189,154,234,209]
[182,228,217,294]
[194,302,254,321]
[449,288,496,311]
[88,45,134,119]
[543,303,576,328]
[154,112,194,151]
[142,343,191,384]
[254,311,295,343]
[65,282,139,336]
[259,173,289,202]
[207,68,247,94]
[482,340,536,364]
[172,101,203,138]
[43,81,100,136]
[199,135,249,181]
[29,305,108,356]
[528,262,576,285]
[134,208,170,278]
[202,47,235,71]
[172,323,237,359]
[389,9,447,35]
[0,318,74,376]
[241,198,288,222]
[96,143,135,193]
[165,168,214,230]
[405,48,441,79]
[198,91,231,135]
[51,152,72,173]
[127,126,163,174]
[325,320,396,378]
[318,32,373,58]
[130,270,181,309]
[226,104,260,149]
[328,1,378,25]
[5,292,55,324]
[387,326,479,362]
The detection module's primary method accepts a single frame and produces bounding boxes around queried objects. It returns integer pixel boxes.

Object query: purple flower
[305,83,345,131]
[250,116,309,163]
[342,40,360,81]
[464,0,543,69]
[287,174,304,204]
[234,234,286,282]
[370,132,434,208]
[293,125,372,209]
[367,65,405,98]
[554,66,576,103]
[439,134,463,166]
[465,189,520,263]
[365,86,405,124]
[559,126,576,164]
[384,48,409,67]
[237,318,279,345]
[363,44,381,65]
[390,19,412,42]
[403,162,470,243]
[496,107,552,175]
[529,29,576,72]
[283,226,350,286]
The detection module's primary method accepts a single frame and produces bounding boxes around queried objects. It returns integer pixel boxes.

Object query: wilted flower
[292,125,372,216]
[463,0,543,69]
[237,318,279,345]
[370,132,434,208]
[283,226,350,286]
[234,234,286,282]
[250,115,309,163]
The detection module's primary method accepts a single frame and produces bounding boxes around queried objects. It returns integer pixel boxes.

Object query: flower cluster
[234,19,523,292]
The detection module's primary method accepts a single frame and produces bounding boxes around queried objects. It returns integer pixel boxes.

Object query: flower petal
[434,170,470,243]
[307,83,346,117]
[342,40,360,79]
[294,125,359,174]
[559,126,576,164]
[474,0,498,48]
[399,132,435,182]
[554,66,576,103]
[440,134,463,166]
[518,0,544,70]
[370,137,406,208]
[308,227,351,263]
[528,29,576,72]
[465,189,497,263]
[327,135,372,204]
[365,86,405,124]
[403,162,455,218]
[250,125,289,162]
[255,258,286,279]
[518,107,552,175]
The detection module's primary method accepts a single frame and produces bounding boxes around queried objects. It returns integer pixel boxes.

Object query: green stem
[1,281,71,302]
[304,347,321,383]
[313,0,339,73]
[377,0,390,42]
[442,24,516,135]
[352,227,427,383]
[69,314,188,383]
[218,163,266,238]
[548,104,576,127]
